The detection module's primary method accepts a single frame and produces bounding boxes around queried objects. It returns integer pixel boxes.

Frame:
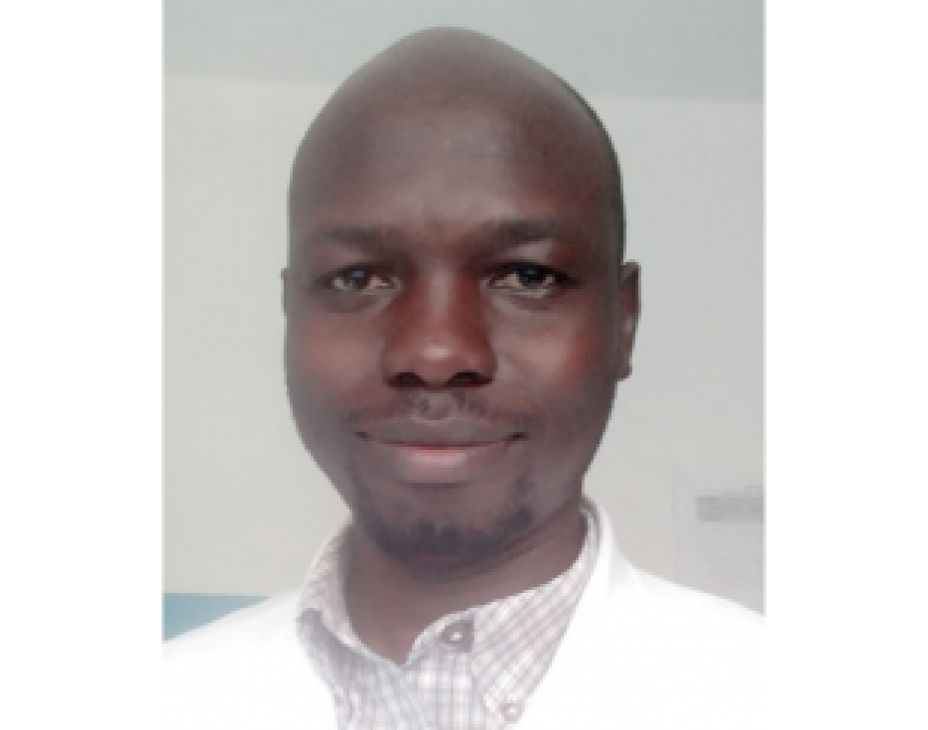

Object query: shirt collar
[297,499,600,670]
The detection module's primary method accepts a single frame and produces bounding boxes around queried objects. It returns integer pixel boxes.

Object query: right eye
[328,267,395,292]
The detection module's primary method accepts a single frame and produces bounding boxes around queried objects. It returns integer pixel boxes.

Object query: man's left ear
[281,267,291,316]
[616,262,641,381]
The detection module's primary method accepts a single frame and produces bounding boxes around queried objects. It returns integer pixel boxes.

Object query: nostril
[389,370,489,389]
[391,372,426,388]
[447,371,490,387]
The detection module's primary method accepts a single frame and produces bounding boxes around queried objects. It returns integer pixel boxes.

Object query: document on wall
[673,482,764,613]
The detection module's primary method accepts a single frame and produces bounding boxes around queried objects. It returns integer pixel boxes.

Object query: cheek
[284,316,381,441]
[285,317,385,489]
[501,305,619,449]
[503,303,618,394]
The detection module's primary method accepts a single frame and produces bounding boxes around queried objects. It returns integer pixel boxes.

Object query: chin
[352,495,535,576]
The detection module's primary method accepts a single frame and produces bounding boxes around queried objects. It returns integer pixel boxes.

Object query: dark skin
[283,29,640,664]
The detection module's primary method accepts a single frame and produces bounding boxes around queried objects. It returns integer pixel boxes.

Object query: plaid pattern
[297,505,599,729]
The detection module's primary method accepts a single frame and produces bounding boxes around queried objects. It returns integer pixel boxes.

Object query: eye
[329,267,394,292]
[489,264,566,295]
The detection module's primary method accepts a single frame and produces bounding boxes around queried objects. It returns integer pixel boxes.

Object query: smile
[354,431,525,484]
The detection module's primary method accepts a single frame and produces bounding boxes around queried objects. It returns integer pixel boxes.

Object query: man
[164,28,762,729]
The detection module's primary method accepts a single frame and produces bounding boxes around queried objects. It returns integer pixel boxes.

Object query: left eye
[330,267,394,292]
[490,265,561,293]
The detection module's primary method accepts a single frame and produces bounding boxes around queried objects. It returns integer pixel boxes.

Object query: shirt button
[502,701,523,722]
[440,620,473,649]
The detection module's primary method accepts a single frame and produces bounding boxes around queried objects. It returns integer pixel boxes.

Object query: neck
[344,493,585,664]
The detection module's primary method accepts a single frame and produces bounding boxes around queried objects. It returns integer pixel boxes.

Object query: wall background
[164,1,763,608]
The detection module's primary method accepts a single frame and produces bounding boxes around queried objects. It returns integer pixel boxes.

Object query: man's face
[285,99,639,573]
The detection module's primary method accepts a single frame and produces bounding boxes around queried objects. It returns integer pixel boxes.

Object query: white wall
[164,76,762,596]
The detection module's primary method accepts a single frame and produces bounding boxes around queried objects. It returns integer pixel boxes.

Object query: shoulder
[602,566,764,708]
[633,569,762,627]
[524,559,764,727]
[610,571,763,724]
[163,592,332,728]
[623,568,763,655]
[586,499,762,647]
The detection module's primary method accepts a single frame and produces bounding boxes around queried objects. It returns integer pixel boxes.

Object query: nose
[381,280,496,389]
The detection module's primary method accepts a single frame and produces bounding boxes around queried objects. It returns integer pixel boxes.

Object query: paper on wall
[673,482,764,613]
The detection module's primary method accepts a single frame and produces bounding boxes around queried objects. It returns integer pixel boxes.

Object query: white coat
[164,502,763,728]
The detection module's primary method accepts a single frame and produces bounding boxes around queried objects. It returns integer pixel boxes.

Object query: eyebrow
[301,225,392,249]
[486,217,580,246]
[297,216,581,252]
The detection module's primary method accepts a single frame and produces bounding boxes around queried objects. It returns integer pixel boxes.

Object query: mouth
[356,433,525,448]
[353,425,526,483]
[355,418,526,447]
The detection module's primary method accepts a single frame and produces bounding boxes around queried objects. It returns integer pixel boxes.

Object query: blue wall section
[163,593,266,641]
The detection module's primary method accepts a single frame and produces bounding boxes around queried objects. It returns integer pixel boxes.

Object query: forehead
[289,94,613,249]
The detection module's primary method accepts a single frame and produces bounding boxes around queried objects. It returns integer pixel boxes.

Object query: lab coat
[164,502,763,728]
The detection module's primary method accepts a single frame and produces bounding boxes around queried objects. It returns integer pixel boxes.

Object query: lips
[353,419,526,484]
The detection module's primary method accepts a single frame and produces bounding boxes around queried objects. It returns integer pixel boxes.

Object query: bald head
[289,28,625,258]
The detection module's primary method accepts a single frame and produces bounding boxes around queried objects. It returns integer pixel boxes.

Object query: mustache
[346,389,537,433]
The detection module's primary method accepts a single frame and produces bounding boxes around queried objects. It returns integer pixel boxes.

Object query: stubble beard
[348,472,536,578]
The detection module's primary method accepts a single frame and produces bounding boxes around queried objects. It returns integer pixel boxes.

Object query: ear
[616,261,640,381]
[281,267,291,316]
